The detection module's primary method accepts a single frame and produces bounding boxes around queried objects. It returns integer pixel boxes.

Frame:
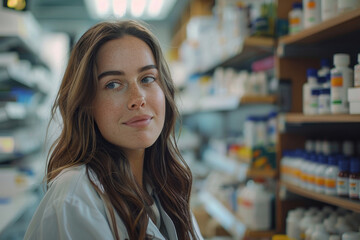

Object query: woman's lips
[123,115,152,127]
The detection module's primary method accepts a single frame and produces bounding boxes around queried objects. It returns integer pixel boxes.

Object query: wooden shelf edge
[281,181,360,212]
[279,8,360,45]
[247,169,277,179]
[283,113,360,123]
[245,229,276,238]
[244,36,275,48]
[241,95,277,104]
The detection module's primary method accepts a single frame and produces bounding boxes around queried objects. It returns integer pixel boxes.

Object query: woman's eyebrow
[98,70,124,80]
[97,65,157,80]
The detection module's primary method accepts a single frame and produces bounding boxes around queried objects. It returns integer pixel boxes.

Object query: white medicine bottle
[289,2,303,34]
[322,0,338,21]
[330,53,353,114]
[303,68,319,115]
[304,0,321,29]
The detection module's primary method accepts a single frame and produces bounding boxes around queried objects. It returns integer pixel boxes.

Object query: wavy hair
[47,20,196,240]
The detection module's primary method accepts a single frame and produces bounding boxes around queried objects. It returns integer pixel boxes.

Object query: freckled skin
[93,35,166,158]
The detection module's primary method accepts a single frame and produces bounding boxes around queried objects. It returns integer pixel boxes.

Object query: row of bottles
[287,206,360,240]
[289,0,360,34]
[303,54,360,115]
[281,139,360,200]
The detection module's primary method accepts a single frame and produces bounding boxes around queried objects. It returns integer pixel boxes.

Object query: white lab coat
[24,165,203,240]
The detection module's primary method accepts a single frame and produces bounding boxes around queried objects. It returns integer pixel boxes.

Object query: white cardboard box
[349,102,360,114]
[348,88,360,102]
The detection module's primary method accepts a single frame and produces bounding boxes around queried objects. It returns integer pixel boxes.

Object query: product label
[337,177,349,195]
[325,178,336,188]
[316,177,325,186]
[307,0,316,8]
[290,17,300,25]
[349,178,359,198]
[331,72,343,87]
[308,175,316,184]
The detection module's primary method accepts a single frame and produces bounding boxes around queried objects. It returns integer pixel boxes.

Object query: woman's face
[93,35,166,156]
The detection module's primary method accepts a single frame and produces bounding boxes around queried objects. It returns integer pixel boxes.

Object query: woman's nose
[127,84,146,110]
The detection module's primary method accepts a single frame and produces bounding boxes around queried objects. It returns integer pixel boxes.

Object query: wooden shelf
[245,229,276,239]
[244,36,275,48]
[279,8,360,45]
[282,181,360,213]
[247,169,277,179]
[283,113,360,124]
[241,95,277,104]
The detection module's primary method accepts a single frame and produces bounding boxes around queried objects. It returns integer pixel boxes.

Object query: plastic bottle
[311,224,330,240]
[308,154,319,191]
[322,140,332,156]
[325,155,339,195]
[335,217,353,235]
[309,89,320,115]
[304,0,322,29]
[322,0,338,21]
[315,155,328,193]
[318,59,331,83]
[324,213,338,234]
[337,158,350,197]
[238,180,272,230]
[330,53,353,114]
[355,53,360,87]
[338,0,360,13]
[286,209,303,239]
[244,116,257,148]
[342,232,360,240]
[267,111,277,145]
[318,88,331,114]
[301,153,311,188]
[349,158,360,200]
[343,140,354,158]
[289,2,303,34]
[304,69,319,115]
[256,116,268,146]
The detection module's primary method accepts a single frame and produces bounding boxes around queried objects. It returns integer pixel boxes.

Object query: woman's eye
[105,82,122,89]
[141,76,155,84]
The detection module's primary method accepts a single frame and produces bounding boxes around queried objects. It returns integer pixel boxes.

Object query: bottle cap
[318,154,328,164]
[334,53,350,67]
[292,2,302,9]
[318,76,326,84]
[307,68,318,78]
[350,158,360,174]
[338,159,350,172]
[320,59,330,68]
[328,155,338,166]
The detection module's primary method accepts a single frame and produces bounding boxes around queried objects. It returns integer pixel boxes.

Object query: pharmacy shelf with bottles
[276,0,360,236]
[0,9,50,236]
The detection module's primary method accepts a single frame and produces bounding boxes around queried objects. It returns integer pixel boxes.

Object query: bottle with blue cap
[325,155,339,195]
[349,157,360,200]
[289,2,303,34]
[303,68,319,115]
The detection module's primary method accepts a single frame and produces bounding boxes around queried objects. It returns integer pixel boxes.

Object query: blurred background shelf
[283,113,360,123]
[0,192,37,234]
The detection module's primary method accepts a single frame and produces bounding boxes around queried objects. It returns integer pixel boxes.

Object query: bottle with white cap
[335,217,353,235]
[354,53,360,87]
[330,53,353,114]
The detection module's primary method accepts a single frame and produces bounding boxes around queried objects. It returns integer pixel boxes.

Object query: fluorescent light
[147,0,164,17]
[113,0,127,17]
[85,0,111,18]
[130,0,147,17]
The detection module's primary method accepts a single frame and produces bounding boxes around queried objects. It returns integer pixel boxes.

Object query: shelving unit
[275,0,360,233]
[0,9,49,237]
[281,181,360,213]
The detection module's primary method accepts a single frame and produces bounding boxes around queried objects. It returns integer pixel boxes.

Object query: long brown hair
[47,20,197,240]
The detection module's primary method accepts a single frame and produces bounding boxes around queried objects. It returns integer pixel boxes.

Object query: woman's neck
[125,149,145,189]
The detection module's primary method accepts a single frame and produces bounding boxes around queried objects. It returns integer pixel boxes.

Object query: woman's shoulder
[46,165,102,207]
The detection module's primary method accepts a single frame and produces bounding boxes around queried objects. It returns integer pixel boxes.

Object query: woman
[24,20,203,240]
